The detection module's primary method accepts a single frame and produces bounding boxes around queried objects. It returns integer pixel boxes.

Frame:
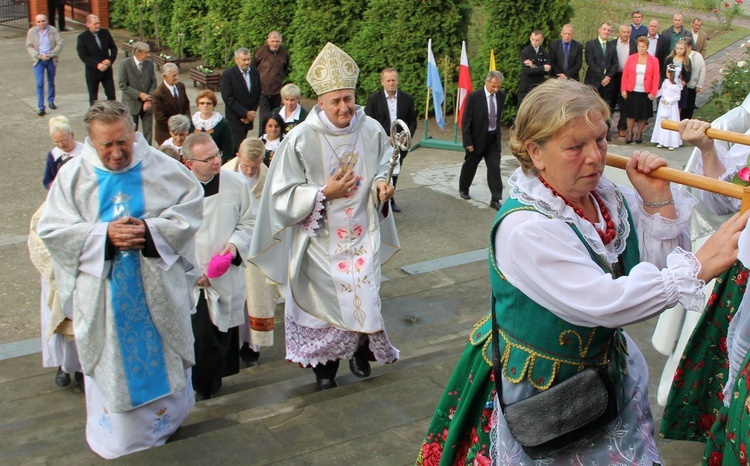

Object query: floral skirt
[417,339,495,465]
[660,262,748,441]
[704,347,750,465]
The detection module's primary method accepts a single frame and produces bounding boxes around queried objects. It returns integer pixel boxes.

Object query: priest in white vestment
[250,43,400,390]
[38,101,203,459]
[223,137,279,365]
[183,132,255,400]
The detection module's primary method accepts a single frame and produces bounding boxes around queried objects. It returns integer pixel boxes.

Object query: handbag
[490,297,618,459]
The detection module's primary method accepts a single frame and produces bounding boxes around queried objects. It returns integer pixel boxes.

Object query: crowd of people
[30,31,407,458]
[517,10,706,151]
[24,6,750,465]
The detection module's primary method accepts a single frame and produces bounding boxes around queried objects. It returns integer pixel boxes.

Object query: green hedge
[476,0,573,124]
[348,0,471,120]
[287,0,367,97]
[116,0,473,119]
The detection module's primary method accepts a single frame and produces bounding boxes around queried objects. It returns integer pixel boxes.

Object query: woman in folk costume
[223,137,278,366]
[192,89,234,163]
[249,43,400,391]
[702,224,750,463]
[416,79,747,465]
[658,114,750,443]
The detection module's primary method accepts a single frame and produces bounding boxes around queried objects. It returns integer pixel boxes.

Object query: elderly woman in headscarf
[417,79,747,465]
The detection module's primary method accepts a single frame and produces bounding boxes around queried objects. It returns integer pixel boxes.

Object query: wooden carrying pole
[605,153,750,213]
[653,119,750,212]
[661,120,750,147]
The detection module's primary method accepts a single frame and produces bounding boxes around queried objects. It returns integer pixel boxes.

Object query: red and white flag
[457,41,472,128]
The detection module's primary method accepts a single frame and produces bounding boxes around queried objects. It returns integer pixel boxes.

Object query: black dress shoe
[490,200,502,211]
[240,344,260,367]
[316,378,338,390]
[391,199,401,213]
[55,367,71,387]
[48,103,57,110]
[459,191,471,200]
[37,108,46,116]
[194,391,211,401]
[74,371,85,392]
[349,351,371,378]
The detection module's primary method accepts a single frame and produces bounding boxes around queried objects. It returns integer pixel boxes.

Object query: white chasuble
[322,130,381,331]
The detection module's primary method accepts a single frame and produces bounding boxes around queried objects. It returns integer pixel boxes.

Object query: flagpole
[442,55,449,128]
[424,87,431,141]
[453,83,459,143]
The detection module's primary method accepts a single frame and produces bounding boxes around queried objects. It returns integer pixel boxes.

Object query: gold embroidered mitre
[306,42,359,95]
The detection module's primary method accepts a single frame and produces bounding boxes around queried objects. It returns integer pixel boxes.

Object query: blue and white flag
[427,39,445,130]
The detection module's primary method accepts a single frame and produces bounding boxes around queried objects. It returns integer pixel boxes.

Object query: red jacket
[621,53,660,95]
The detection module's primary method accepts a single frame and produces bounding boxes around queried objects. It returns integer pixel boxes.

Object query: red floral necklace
[538,175,616,245]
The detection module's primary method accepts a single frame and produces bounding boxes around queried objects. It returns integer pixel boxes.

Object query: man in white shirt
[614,24,635,137]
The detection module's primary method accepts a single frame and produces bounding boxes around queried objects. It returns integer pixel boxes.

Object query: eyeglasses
[191,151,222,163]
[198,101,214,106]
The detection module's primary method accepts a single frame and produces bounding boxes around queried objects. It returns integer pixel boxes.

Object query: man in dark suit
[646,19,670,68]
[518,30,550,105]
[584,22,618,136]
[220,47,261,154]
[364,68,417,213]
[152,62,191,145]
[613,24,638,137]
[118,41,157,144]
[459,71,504,211]
[548,24,583,81]
[76,14,117,105]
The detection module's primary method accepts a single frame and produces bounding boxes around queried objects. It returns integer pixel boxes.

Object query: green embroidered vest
[471,194,640,389]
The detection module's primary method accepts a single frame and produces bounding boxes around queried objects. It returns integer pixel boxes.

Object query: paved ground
[0,16,747,465]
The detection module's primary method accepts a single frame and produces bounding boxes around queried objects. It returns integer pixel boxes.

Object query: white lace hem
[508,170,630,263]
[298,188,326,237]
[284,315,400,367]
[665,246,705,313]
[638,184,697,240]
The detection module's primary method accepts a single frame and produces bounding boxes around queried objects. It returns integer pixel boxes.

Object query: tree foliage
[111,0,174,50]
[236,0,297,60]
[347,0,471,120]
[167,0,208,60]
[287,0,367,97]
[476,0,573,123]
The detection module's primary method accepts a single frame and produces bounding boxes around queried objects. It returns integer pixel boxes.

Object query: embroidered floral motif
[333,206,370,326]
[99,406,113,434]
[663,262,746,442]
[153,407,172,436]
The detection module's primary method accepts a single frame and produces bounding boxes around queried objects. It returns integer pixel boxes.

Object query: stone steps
[0,262,490,464]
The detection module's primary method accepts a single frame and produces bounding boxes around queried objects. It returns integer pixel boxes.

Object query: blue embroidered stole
[95,163,171,408]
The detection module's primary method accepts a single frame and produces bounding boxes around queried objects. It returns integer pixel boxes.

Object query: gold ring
[347,188,352,192]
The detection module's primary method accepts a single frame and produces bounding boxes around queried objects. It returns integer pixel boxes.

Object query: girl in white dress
[651,65,683,150]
